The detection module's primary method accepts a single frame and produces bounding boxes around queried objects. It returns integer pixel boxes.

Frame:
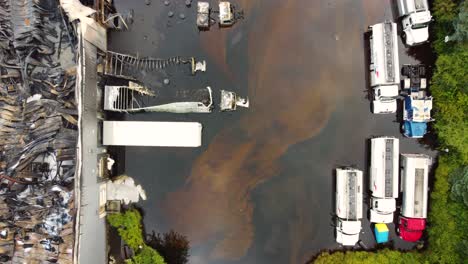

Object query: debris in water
[185,0,192,7]
[220,90,250,111]
[179,13,186,20]
[100,51,204,79]
[164,0,170,6]
[197,2,210,29]
[106,175,147,205]
[125,9,134,25]
[197,1,244,29]
[145,0,151,5]
[168,11,174,18]
[191,58,207,74]
[104,86,214,113]
[164,78,170,85]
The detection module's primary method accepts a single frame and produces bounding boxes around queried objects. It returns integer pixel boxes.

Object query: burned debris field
[0,0,77,263]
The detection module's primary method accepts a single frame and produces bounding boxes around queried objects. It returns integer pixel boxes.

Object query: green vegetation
[449,0,468,43]
[147,230,190,264]
[430,51,468,161]
[429,3,468,260]
[450,166,468,206]
[314,249,423,264]
[313,0,468,263]
[129,246,166,264]
[447,1,468,44]
[432,0,459,53]
[426,157,468,263]
[108,210,166,264]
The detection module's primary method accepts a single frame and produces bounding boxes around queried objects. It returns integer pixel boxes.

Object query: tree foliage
[433,0,458,24]
[108,209,145,249]
[432,0,459,53]
[147,230,190,264]
[313,249,423,264]
[449,0,468,43]
[430,50,468,162]
[417,2,468,262]
[127,246,166,264]
[426,157,467,263]
[107,210,166,264]
[450,166,468,207]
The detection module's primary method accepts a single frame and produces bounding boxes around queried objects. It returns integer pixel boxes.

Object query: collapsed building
[0,0,77,262]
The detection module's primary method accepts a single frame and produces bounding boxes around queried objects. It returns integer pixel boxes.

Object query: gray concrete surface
[76,38,107,264]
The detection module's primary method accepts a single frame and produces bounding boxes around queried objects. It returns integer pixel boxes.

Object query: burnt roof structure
[0,0,78,262]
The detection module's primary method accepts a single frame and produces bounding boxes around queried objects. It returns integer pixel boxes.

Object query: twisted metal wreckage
[101,51,249,113]
[0,0,77,262]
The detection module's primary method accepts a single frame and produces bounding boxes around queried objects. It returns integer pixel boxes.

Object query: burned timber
[0,0,78,262]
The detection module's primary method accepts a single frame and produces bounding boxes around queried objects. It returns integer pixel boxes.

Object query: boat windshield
[412,23,428,30]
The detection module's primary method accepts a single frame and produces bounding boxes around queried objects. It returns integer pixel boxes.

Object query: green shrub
[430,50,468,162]
[107,209,145,250]
[426,157,464,263]
[126,246,166,264]
[428,2,468,261]
[313,249,423,264]
[449,0,468,43]
[108,210,166,264]
[450,166,468,206]
[432,0,459,53]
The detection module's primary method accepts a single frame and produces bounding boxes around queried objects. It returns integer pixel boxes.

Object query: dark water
[109,0,436,263]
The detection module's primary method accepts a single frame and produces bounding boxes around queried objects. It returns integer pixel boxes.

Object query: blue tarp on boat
[403,121,427,138]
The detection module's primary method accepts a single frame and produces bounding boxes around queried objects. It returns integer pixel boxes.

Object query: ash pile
[0,0,77,263]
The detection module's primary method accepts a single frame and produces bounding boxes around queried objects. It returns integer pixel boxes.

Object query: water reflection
[161,0,367,261]
[109,0,427,262]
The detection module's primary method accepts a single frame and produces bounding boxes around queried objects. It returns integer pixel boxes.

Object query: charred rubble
[0,0,77,263]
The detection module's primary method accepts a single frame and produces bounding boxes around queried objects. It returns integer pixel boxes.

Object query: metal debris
[106,176,147,205]
[95,0,131,30]
[197,1,244,29]
[0,0,78,262]
[128,81,156,96]
[220,90,250,111]
[197,2,210,29]
[101,50,205,80]
[104,85,214,113]
[191,58,207,74]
